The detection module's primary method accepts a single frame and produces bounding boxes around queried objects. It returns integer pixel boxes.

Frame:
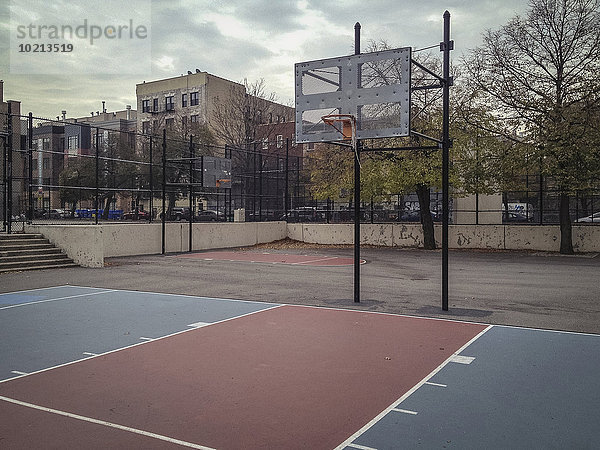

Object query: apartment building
[136,71,293,148]
[1,80,28,224]
[136,71,241,142]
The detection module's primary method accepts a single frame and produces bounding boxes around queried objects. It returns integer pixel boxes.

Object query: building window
[67,135,79,154]
[181,116,187,129]
[165,96,175,111]
[42,158,49,169]
[276,134,283,149]
[42,138,50,150]
[153,120,158,132]
[165,118,174,130]
[142,121,151,135]
[190,114,199,123]
[262,138,269,150]
[153,98,159,112]
[182,94,187,107]
[142,99,150,113]
[190,92,199,106]
[43,177,51,187]
[291,134,297,147]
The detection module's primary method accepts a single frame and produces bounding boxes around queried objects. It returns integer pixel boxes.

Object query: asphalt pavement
[1,246,598,334]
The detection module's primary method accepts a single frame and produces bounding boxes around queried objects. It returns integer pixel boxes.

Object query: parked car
[196,210,224,222]
[48,208,67,219]
[123,210,150,220]
[503,211,532,222]
[280,207,323,222]
[169,207,191,221]
[574,212,600,223]
[398,210,441,222]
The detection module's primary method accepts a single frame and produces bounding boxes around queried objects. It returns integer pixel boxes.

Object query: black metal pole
[285,138,289,220]
[188,134,194,252]
[253,143,257,220]
[149,136,153,223]
[6,105,13,233]
[161,129,166,254]
[441,11,452,311]
[28,113,33,223]
[354,21,361,303]
[2,116,7,232]
[95,128,99,225]
[259,150,263,221]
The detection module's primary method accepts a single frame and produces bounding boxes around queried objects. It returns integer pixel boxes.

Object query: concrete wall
[26,222,287,267]
[292,223,600,253]
[26,221,598,268]
[27,224,104,268]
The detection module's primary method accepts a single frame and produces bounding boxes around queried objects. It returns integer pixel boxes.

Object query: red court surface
[0,305,486,449]
[176,250,365,266]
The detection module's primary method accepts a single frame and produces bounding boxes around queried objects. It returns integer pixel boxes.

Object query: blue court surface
[1,286,599,449]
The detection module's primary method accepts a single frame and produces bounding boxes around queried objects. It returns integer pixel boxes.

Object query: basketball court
[175,250,365,266]
[1,286,598,448]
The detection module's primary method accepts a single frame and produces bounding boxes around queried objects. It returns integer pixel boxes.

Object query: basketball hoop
[321,114,356,141]
[321,114,360,166]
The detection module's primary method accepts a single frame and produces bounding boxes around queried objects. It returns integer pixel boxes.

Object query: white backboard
[295,47,411,143]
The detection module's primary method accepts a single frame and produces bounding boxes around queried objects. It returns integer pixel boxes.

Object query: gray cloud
[1,0,530,119]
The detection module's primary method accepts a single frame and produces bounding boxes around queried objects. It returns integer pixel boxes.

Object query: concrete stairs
[0,233,78,273]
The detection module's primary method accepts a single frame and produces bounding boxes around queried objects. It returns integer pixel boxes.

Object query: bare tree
[211,78,293,205]
[465,0,600,253]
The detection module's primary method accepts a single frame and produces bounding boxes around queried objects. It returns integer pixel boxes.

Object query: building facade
[136,71,245,146]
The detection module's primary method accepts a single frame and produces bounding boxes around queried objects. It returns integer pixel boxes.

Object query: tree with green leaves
[464,0,600,253]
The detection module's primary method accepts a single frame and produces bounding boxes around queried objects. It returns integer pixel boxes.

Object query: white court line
[0,304,284,385]
[392,408,418,415]
[333,325,493,450]
[0,290,118,310]
[0,285,72,295]
[11,371,28,376]
[0,395,215,450]
[139,337,153,341]
[450,355,475,365]
[35,287,600,337]
[187,322,210,328]
[424,381,447,388]
[292,256,338,265]
[82,352,98,357]
[347,443,378,450]
[63,285,281,308]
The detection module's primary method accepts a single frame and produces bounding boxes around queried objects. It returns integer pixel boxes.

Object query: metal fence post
[95,128,99,225]
[258,150,263,221]
[285,138,289,220]
[28,113,33,223]
[2,114,7,232]
[149,136,153,223]
[161,129,166,254]
[6,106,13,233]
[188,134,194,252]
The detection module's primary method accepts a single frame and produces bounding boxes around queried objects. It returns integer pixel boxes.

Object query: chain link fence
[2,111,599,233]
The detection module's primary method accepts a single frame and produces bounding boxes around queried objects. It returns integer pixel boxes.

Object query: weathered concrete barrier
[288,223,600,253]
[26,222,287,267]
[26,222,598,268]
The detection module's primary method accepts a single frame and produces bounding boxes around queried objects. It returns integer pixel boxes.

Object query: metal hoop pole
[354,21,361,303]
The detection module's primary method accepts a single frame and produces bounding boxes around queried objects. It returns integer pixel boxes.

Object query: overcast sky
[1,0,530,120]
